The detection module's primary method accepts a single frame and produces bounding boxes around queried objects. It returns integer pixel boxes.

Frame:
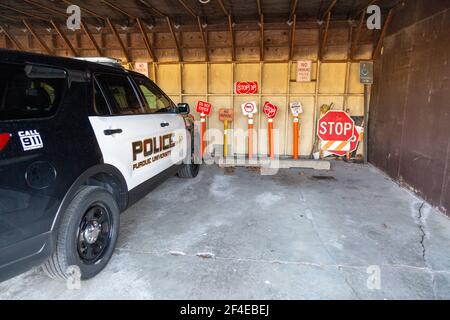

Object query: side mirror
[177,103,190,115]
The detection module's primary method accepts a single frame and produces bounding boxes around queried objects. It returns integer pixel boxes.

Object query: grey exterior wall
[369,1,450,215]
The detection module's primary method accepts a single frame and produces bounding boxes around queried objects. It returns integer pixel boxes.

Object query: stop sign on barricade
[317,111,354,142]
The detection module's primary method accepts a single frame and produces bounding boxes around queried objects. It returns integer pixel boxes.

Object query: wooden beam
[166,16,182,62]
[0,14,19,23]
[23,0,67,17]
[22,19,53,54]
[106,18,131,63]
[216,0,230,16]
[228,14,235,61]
[322,0,338,21]
[289,0,299,22]
[352,0,379,20]
[320,11,331,60]
[136,18,157,62]
[351,11,365,59]
[289,14,297,60]
[197,16,209,62]
[0,3,47,21]
[256,0,262,17]
[50,20,78,56]
[372,8,395,60]
[0,23,24,50]
[259,14,264,61]
[81,20,102,56]
[62,0,106,20]
[138,0,166,17]
[101,0,135,19]
[178,0,197,18]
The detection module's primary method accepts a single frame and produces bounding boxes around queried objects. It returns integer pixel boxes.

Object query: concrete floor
[1,163,450,300]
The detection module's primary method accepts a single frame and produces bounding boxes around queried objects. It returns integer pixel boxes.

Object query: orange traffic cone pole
[200,113,206,158]
[293,115,299,160]
[268,118,274,159]
[248,114,253,160]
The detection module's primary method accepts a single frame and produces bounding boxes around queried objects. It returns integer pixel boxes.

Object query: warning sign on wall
[296,60,312,82]
[134,62,149,77]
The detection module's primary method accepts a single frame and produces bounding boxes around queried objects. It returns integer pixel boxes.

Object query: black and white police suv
[0,50,199,282]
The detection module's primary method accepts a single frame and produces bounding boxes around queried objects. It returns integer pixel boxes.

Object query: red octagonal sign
[318,110,354,141]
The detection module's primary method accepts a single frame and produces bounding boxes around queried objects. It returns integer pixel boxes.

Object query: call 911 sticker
[19,130,44,151]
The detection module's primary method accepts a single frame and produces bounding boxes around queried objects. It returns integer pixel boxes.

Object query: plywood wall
[153,58,370,157]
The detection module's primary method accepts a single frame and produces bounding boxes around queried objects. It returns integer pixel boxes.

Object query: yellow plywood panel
[169,95,181,104]
[233,96,259,156]
[259,97,287,156]
[235,63,259,83]
[262,63,288,94]
[319,63,346,94]
[290,61,317,94]
[318,96,345,111]
[286,96,315,156]
[156,64,180,94]
[182,64,207,94]
[348,63,365,94]
[347,96,364,116]
[209,64,232,94]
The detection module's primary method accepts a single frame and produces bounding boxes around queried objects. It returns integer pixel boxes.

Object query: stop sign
[317,111,354,141]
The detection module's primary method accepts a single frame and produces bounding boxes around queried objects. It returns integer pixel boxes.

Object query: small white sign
[241,101,258,116]
[134,62,149,77]
[296,60,312,82]
[19,130,43,151]
[290,102,304,116]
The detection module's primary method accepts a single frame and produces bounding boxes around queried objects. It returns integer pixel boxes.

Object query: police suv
[0,50,199,281]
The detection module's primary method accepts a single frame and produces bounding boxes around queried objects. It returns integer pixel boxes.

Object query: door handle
[104,129,123,136]
[160,122,170,127]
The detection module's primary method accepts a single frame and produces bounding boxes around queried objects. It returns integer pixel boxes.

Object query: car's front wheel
[43,186,120,280]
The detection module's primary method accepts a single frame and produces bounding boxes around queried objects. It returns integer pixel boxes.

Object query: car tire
[42,186,120,280]
[177,163,200,179]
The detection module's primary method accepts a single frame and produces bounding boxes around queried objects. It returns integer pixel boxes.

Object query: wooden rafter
[50,20,78,56]
[256,0,262,17]
[166,16,182,62]
[320,11,331,60]
[289,14,297,60]
[22,19,53,54]
[321,0,338,21]
[351,10,365,59]
[372,8,395,60]
[137,18,157,62]
[62,0,106,20]
[259,14,264,61]
[197,16,209,62]
[228,15,235,61]
[106,18,131,63]
[0,3,47,21]
[216,0,229,16]
[138,0,166,17]
[289,0,299,22]
[101,0,134,19]
[0,23,24,50]
[176,0,208,61]
[80,21,102,56]
[352,0,379,20]
[23,0,67,17]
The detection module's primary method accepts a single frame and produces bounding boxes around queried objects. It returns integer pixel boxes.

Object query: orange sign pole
[200,113,206,158]
[293,115,299,160]
[248,114,253,159]
[268,118,274,159]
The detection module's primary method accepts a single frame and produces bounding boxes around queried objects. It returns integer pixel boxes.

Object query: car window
[93,81,110,116]
[133,76,176,114]
[0,63,66,120]
[95,74,143,115]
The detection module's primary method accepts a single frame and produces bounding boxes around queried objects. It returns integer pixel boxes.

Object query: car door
[131,75,187,168]
[88,73,164,191]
